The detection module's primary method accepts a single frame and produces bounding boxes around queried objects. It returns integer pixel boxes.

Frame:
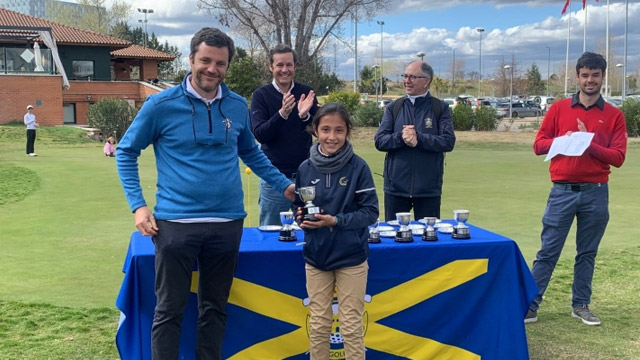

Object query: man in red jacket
[525,52,627,326]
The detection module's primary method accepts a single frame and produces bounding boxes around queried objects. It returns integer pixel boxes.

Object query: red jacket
[534,94,627,184]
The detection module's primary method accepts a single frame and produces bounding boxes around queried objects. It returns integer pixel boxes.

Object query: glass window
[72,60,94,79]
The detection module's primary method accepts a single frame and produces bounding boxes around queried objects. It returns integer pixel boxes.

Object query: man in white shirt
[24,105,39,156]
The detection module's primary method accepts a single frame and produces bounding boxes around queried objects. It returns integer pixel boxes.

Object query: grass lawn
[1,124,639,359]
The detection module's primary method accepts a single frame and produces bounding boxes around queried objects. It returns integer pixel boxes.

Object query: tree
[526,63,545,96]
[357,65,386,95]
[225,48,263,99]
[47,0,132,34]
[197,0,388,69]
[87,98,137,142]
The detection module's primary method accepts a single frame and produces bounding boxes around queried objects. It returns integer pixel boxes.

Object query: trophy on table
[368,218,381,243]
[421,217,438,241]
[278,211,297,242]
[394,212,414,243]
[299,186,321,221]
[452,209,471,239]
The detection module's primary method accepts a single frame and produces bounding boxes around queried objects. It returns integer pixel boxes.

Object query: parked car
[378,99,392,108]
[510,102,542,118]
[496,103,510,118]
[604,97,622,108]
[529,96,556,113]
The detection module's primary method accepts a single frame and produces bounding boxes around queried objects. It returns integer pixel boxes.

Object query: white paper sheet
[544,132,595,161]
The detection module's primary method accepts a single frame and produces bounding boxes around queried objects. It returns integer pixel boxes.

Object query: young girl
[104,136,115,157]
[294,102,378,360]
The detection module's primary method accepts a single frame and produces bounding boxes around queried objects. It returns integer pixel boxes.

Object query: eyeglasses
[401,74,428,81]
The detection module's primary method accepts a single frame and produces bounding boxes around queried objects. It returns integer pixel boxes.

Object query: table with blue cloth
[116,221,537,360]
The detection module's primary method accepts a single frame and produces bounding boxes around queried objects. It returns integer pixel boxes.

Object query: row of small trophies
[277,185,471,243]
[368,210,471,243]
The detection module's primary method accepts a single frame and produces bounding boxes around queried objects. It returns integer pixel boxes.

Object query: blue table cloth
[116,222,537,360]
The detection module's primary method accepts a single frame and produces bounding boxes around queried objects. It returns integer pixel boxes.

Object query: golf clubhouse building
[0,7,176,126]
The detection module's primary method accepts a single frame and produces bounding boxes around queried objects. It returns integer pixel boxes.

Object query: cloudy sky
[125,0,638,81]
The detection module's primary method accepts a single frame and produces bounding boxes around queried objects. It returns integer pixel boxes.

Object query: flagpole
[605,0,609,96]
[622,0,628,98]
[583,3,587,53]
[565,2,571,96]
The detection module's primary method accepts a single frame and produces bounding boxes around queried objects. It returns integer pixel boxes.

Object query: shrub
[475,106,499,131]
[87,98,137,142]
[326,91,361,114]
[353,101,384,127]
[452,104,474,131]
[620,98,640,137]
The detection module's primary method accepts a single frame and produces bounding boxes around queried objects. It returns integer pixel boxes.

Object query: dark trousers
[151,219,244,360]
[384,192,441,221]
[26,129,36,154]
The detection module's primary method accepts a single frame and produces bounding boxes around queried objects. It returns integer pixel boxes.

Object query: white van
[530,96,556,114]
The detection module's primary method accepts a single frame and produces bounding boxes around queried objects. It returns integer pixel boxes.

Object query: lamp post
[504,65,513,119]
[546,46,551,96]
[417,51,425,61]
[616,63,624,95]
[137,8,154,48]
[377,20,384,98]
[452,48,456,96]
[476,28,485,98]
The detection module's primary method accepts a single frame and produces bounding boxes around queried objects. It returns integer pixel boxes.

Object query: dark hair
[190,27,235,64]
[309,102,353,138]
[576,52,607,74]
[408,60,434,81]
[269,44,297,65]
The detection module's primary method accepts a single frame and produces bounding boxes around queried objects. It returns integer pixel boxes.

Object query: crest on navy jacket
[425,118,433,129]
[338,177,349,186]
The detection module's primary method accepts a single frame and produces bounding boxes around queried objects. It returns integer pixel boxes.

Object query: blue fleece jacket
[116,76,291,220]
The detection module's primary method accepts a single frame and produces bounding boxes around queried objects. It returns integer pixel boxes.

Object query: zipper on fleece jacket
[206,103,213,134]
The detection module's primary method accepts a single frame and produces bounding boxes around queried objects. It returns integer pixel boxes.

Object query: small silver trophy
[368,218,381,243]
[394,212,413,243]
[278,211,297,242]
[421,217,438,241]
[299,186,321,221]
[452,209,471,239]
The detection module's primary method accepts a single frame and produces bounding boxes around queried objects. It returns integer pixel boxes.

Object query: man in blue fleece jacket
[116,27,294,360]
[250,44,318,225]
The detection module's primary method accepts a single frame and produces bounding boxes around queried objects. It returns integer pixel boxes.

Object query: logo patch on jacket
[311,179,320,184]
[339,177,349,186]
[425,118,433,128]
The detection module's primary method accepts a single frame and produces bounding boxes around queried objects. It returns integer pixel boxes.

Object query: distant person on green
[525,52,627,326]
[24,105,38,156]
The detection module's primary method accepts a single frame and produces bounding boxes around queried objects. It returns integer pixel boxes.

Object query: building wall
[58,45,113,81]
[0,74,63,126]
[64,80,144,125]
[0,75,161,126]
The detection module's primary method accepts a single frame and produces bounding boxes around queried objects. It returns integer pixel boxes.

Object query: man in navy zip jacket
[117,28,294,360]
[251,44,318,225]
[374,60,455,221]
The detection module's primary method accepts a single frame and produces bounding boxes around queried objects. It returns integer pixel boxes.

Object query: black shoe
[524,309,538,324]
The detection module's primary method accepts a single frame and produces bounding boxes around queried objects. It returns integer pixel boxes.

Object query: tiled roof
[0,6,130,47]
[111,44,176,61]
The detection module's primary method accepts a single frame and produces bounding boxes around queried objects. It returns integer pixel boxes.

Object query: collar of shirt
[186,75,222,105]
[406,90,430,105]
[571,92,605,110]
[272,79,295,94]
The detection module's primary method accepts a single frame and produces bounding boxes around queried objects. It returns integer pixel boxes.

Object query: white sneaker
[28,153,37,157]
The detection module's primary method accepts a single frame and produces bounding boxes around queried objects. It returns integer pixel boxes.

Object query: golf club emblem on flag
[301,289,371,360]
